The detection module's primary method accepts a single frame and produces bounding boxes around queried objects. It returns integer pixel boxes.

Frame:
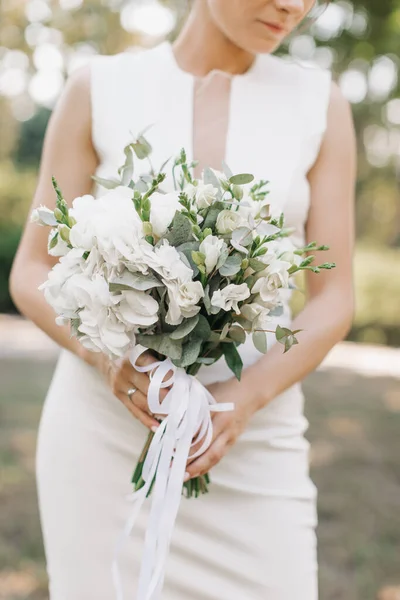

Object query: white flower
[31,205,58,227]
[211,283,250,314]
[199,235,227,274]
[118,290,159,328]
[69,186,143,264]
[152,240,193,283]
[149,191,182,238]
[165,280,204,325]
[194,183,219,209]
[240,302,271,331]
[78,307,134,358]
[216,209,243,234]
[251,259,291,304]
[47,229,69,257]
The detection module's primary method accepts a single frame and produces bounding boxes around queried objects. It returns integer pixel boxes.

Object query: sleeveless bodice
[90,41,331,250]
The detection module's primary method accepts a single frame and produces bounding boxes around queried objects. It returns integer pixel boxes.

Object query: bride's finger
[119,392,160,430]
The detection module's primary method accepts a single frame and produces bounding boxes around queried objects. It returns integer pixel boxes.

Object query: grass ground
[1,355,400,600]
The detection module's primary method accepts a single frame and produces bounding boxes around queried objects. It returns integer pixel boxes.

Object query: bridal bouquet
[32,134,334,599]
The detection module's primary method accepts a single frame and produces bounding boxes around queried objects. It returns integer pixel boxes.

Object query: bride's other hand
[82,347,163,431]
[185,378,259,480]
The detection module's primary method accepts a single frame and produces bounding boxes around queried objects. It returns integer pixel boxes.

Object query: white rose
[199,235,227,274]
[149,191,182,238]
[47,229,69,257]
[195,183,218,209]
[31,205,58,227]
[118,290,159,327]
[251,259,291,304]
[216,209,243,234]
[240,302,271,331]
[152,240,193,283]
[165,280,204,325]
[211,283,250,314]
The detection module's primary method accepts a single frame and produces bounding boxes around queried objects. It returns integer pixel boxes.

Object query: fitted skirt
[36,342,318,600]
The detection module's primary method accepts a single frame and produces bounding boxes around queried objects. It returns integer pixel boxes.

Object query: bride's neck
[172,2,256,78]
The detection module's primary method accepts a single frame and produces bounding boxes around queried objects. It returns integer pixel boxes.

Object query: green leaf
[252,330,268,354]
[221,161,233,179]
[220,322,230,340]
[229,326,246,344]
[119,145,134,186]
[191,314,212,341]
[202,201,225,231]
[269,305,284,317]
[222,343,243,381]
[136,334,182,360]
[249,258,267,273]
[166,211,194,246]
[229,173,254,185]
[196,357,217,365]
[109,271,162,292]
[215,248,229,270]
[170,315,200,340]
[275,325,292,342]
[219,254,242,277]
[203,167,222,191]
[131,136,152,160]
[91,175,121,189]
[172,338,203,368]
[284,335,299,353]
[48,231,58,249]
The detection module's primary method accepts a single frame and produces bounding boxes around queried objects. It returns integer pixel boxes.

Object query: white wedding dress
[36,40,332,600]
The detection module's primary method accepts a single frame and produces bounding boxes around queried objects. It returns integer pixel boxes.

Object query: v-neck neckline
[159,40,264,179]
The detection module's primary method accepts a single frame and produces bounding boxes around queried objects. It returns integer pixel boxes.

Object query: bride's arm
[185,82,356,480]
[241,81,356,409]
[9,65,98,362]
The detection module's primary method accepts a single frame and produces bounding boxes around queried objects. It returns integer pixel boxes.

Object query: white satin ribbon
[112,344,234,600]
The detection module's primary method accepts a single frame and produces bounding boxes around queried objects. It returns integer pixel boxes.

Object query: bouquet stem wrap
[112,345,234,600]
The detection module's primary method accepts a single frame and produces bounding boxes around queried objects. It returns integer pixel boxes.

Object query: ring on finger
[127,387,137,402]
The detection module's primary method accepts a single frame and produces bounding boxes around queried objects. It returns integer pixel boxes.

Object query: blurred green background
[1,1,400,599]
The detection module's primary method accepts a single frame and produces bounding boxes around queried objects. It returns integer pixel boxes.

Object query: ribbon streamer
[112,344,234,600]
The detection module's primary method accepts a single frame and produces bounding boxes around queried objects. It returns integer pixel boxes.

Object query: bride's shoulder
[259,52,331,89]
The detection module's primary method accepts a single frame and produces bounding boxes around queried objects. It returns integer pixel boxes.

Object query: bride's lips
[258,20,288,35]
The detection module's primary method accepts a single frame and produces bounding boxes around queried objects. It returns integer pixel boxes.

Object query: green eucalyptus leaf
[120,145,134,185]
[229,173,254,185]
[191,314,212,341]
[221,161,233,179]
[269,305,284,317]
[252,330,268,354]
[109,271,162,292]
[203,201,225,230]
[220,322,230,341]
[170,315,200,340]
[203,167,222,192]
[219,254,242,276]
[131,136,152,160]
[136,334,182,360]
[166,211,194,246]
[275,325,292,342]
[222,342,243,381]
[216,248,229,270]
[172,338,203,368]
[229,326,246,344]
[196,357,217,365]
[91,175,121,189]
[177,241,200,276]
[249,258,267,273]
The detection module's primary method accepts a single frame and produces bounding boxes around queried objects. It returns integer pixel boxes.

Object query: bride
[10,1,355,598]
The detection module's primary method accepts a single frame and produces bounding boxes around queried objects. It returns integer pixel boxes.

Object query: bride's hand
[81,346,163,431]
[184,378,259,481]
